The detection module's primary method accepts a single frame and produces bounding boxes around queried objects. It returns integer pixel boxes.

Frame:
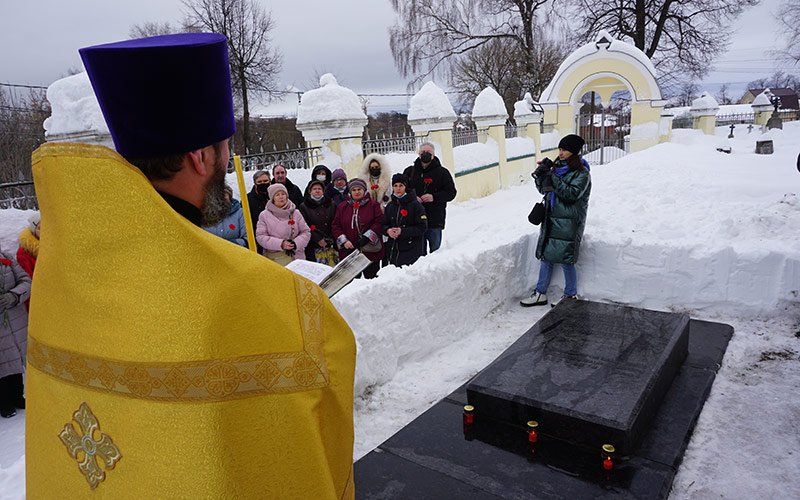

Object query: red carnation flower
[288,220,295,225]
[400,209,408,217]
[424,178,433,184]
[371,184,379,190]
[0,259,11,266]
[229,224,236,230]
[310,225,317,231]
[354,202,360,209]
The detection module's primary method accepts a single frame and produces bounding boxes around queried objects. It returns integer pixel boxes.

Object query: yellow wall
[454,166,500,202]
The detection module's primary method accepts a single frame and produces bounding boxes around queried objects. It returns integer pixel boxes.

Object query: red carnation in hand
[287,220,295,225]
[424,178,433,184]
[0,259,11,266]
[229,224,236,230]
[371,184,379,190]
[310,225,317,231]
[400,209,408,217]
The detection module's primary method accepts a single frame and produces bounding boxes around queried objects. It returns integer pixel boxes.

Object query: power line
[0,82,48,90]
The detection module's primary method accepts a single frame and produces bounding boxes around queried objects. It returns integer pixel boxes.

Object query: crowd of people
[209,142,457,279]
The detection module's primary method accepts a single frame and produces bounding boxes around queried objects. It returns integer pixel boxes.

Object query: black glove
[540,173,554,192]
[356,235,370,248]
[0,292,18,310]
[532,164,550,179]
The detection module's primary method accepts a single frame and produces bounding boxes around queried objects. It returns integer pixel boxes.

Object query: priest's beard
[200,154,229,227]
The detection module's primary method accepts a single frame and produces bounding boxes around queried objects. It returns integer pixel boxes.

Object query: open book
[285,250,372,297]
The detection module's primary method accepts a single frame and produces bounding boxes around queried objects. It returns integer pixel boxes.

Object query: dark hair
[126,142,224,181]
[566,154,585,172]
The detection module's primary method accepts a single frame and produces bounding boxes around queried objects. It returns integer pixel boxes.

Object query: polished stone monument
[466,300,689,454]
[354,301,733,499]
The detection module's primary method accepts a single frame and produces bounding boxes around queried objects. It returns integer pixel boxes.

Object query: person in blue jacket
[204,184,248,247]
[521,134,591,307]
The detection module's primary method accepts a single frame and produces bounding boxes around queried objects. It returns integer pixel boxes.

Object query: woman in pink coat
[332,178,385,279]
[256,183,311,266]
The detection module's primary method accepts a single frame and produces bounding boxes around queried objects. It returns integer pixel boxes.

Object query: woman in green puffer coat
[520,134,591,307]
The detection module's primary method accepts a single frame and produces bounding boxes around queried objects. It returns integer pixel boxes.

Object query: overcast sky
[0,0,793,114]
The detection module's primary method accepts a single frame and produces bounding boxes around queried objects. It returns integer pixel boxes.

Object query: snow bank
[296,73,365,125]
[453,138,498,173]
[505,136,535,159]
[407,82,456,122]
[43,72,108,136]
[541,130,561,150]
[691,91,719,111]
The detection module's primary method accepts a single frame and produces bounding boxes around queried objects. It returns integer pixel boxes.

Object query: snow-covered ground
[1,123,798,499]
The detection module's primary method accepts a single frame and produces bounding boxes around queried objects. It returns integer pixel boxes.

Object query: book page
[285,259,334,284]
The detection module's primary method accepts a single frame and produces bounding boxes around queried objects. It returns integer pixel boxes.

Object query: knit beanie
[331,168,347,182]
[391,173,409,188]
[28,211,41,232]
[267,183,288,201]
[348,178,368,192]
[558,134,585,156]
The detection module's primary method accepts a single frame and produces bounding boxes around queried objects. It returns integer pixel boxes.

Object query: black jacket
[382,192,428,267]
[246,186,269,254]
[299,193,337,261]
[272,178,304,208]
[402,156,457,229]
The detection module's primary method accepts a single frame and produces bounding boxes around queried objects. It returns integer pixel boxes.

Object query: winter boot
[520,291,548,307]
[551,294,579,308]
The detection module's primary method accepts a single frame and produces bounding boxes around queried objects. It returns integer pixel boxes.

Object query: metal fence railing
[504,124,518,139]
[0,180,37,210]
[452,128,488,147]
[540,123,556,134]
[362,132,429,155]
[231,144,322,173]
[715,113,755,126]
[671,116,693,129]
[778,109,800,122]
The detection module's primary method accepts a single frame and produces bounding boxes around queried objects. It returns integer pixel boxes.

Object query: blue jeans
[536,260,577,297]
[422,228,442,255]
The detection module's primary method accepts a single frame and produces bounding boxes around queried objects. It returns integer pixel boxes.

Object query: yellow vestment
[26,143,356,499]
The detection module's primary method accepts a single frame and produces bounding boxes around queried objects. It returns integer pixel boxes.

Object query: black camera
[532,157,554,179]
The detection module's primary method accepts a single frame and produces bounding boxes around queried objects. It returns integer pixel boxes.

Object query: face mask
[370,168,381,177]
[256,184,269,195]
[335,185,345,192]
[316,174,327,182]
[420,152,433,163]
[396,191,407,199]
[311,194,324,202]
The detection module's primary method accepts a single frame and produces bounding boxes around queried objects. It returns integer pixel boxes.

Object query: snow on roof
[472,87,508,118]
[540,30,657,100]
[690,91,719,111]
[296,73,366,125]
[408,81,456,122]
[43,72,109,136]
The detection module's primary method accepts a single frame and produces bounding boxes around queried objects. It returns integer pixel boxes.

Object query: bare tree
[450,33,568,118]
[389,0,561,97]
[183,0,282,154]
[128,21,187,39]
[573,0,758,85]
[747,71,800,96]
[670,82,699,107]
[776,1,800,65]
[716,83,733,105]
[0,86,50,184]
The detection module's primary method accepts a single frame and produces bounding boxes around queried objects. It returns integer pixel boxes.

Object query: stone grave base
[354,318,732,499]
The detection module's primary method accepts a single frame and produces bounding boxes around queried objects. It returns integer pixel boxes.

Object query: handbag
[528,196,546,225]
[361,238,383,253]
[314,246,339,267]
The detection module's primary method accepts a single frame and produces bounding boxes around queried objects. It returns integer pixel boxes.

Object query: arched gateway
[539,30,668,156]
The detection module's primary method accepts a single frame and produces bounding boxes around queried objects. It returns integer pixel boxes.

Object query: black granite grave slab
[466,300,690,454]
[354,318,733,500]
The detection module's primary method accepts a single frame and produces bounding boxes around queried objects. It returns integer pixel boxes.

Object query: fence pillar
[295,74,367,178]
[690,91,719,136]
[407,82,457,177]
[751,91,773,127]
[43,72,114,149]
[472,87,509,189]
[514,94,543,160]
[659,109,674,144]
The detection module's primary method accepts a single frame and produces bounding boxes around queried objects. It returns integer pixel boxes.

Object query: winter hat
[267,183,288,201]
[348,178,368,192]
[307,179,325,192]
[28,211,41,232]
[558,134,585,156]
[331,168,347,182]
[312,164,331,181]
[391,173,409,188]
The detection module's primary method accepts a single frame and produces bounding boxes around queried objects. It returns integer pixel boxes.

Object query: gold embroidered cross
[58,402,122,490]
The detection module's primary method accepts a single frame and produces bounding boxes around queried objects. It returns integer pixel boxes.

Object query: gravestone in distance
[466,300,689,454]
